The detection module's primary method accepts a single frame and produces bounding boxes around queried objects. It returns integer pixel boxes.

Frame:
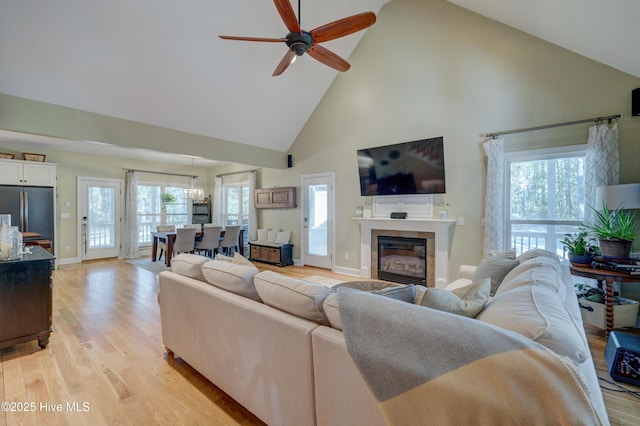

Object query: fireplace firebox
[377,236,426,285]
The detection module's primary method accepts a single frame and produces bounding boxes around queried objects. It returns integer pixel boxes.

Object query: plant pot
[598,238,633,258]
[568,253,594,267]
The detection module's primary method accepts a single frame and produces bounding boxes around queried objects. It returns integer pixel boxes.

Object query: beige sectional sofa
[158,250,609,426]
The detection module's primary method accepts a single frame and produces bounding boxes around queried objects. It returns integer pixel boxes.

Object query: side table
[569,265,638,335]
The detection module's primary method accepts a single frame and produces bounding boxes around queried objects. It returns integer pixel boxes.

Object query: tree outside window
[137,184,190,245]
[507,146,586,257]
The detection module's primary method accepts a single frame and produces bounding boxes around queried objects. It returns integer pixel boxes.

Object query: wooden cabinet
[0,246,54,349]
[249,243,294,266]
[0,159,57,186]
[255,187,296,208]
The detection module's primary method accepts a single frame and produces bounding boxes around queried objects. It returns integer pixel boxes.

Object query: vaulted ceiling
[1,0,638,166]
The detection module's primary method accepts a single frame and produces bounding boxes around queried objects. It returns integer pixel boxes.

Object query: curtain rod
[481,114,622,139]
[216,169,258,178]
[123,168,197,179]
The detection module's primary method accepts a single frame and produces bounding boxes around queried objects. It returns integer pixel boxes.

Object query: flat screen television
[357,136,446,196]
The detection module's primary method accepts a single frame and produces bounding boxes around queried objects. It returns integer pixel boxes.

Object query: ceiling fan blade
[273,50,297,76]
[307,44,350,72]
[274,0,301,34]
[219,35,286,43]
[310,12,376,43]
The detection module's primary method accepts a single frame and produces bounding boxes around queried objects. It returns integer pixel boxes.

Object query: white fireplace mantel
[354,217,456,288]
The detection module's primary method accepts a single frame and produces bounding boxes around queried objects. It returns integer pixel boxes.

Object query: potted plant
[161,192,176,211]
[560,227,599,266]
[586,203,637,258]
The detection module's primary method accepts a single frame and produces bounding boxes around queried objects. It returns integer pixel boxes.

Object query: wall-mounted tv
[357,136,446,196]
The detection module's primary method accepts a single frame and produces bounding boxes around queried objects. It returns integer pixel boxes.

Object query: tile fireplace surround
[354,217,456,288]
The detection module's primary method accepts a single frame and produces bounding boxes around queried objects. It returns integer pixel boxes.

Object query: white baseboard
[332,265,361,277]
[56,257,81,265]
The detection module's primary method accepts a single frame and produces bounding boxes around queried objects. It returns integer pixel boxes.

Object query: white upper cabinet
[0,159,57,187]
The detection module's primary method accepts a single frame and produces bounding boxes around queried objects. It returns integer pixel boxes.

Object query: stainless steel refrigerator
[0,185,55,254]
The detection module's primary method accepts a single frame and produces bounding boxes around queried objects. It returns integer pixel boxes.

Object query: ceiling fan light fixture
[184,157,205,200]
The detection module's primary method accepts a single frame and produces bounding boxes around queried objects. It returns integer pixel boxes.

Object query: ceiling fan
[219,0,376,76]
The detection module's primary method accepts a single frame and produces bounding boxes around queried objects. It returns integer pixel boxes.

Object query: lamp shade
[595,183,640,210]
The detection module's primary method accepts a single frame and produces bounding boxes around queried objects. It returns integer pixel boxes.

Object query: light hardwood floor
[1,258,639,425]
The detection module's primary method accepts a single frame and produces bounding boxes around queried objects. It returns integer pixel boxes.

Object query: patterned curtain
[212,177,223,226]
[119,170,139,259]
[483,138,505,255]
[248,171,257,241]
[584,123,619,225]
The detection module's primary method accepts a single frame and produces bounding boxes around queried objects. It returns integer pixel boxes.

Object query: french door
[78,177,123,260]
[301,173,334,269]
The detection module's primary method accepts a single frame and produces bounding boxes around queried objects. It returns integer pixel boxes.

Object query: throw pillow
[275,230,291,244]
[267,229,278,243]
[214,253,233,262]
[333,280,400,292]
[373,284,416,303]
[419,278,490,318]
[233,252,257,268]
[472,256,519,295]
[484,248,517,260]
[257,228,269,241]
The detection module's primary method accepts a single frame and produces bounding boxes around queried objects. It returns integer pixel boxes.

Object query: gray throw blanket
[339,288,606,426]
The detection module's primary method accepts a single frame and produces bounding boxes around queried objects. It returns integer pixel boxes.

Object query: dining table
[151,229,244,267]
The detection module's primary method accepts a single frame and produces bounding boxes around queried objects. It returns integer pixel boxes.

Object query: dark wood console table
[569,264,639,335]
[0,246,54,349]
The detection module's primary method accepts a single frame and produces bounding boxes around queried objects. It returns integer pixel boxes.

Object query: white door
[302,173,334,269]
[79,177,123,260]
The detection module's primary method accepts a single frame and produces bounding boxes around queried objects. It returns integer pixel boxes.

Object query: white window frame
[505,144,587,256]
[222,181,250,244]
[137,182,191,246]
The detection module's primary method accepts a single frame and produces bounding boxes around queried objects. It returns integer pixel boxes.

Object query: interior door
[302,173,334,269]
[79,177,123,260]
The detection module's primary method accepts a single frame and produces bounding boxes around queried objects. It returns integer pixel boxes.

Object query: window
[223,183,250,245]
[506,145,586,258]
[137,184,190,245]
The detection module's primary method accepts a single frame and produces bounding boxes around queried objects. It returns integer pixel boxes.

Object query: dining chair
[219,225,242,255]
[195,225,223,258]
[182,224,201,229]
[156,225,176,261]
[173,227,197,256]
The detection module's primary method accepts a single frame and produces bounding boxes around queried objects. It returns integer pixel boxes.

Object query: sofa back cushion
[201,259,261,301]
[477,284,588,363]
[170,254,209,281]
[254,271,332,325]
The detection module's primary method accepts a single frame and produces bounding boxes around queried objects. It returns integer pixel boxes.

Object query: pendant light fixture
[184,157,205,200]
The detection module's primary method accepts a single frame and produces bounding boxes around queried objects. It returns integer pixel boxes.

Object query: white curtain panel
[584,123,619,225]
[483,138,505,255]
[213,177,223,226]
[119,170,139,259]
[249,171,257,241]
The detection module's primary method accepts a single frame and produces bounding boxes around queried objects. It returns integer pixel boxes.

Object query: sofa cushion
[201,259,261,301]
[323,293,342,330]
[472,256,519,295]
[170,254,209,281]
[254,271,332,325]
[334,280,400,292]
[477,284,589,363]
[418,278,490,318]
[498,256,565,297]
[516,248,559,263]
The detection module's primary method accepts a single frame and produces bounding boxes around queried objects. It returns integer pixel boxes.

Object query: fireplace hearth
[377,236,426,285]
